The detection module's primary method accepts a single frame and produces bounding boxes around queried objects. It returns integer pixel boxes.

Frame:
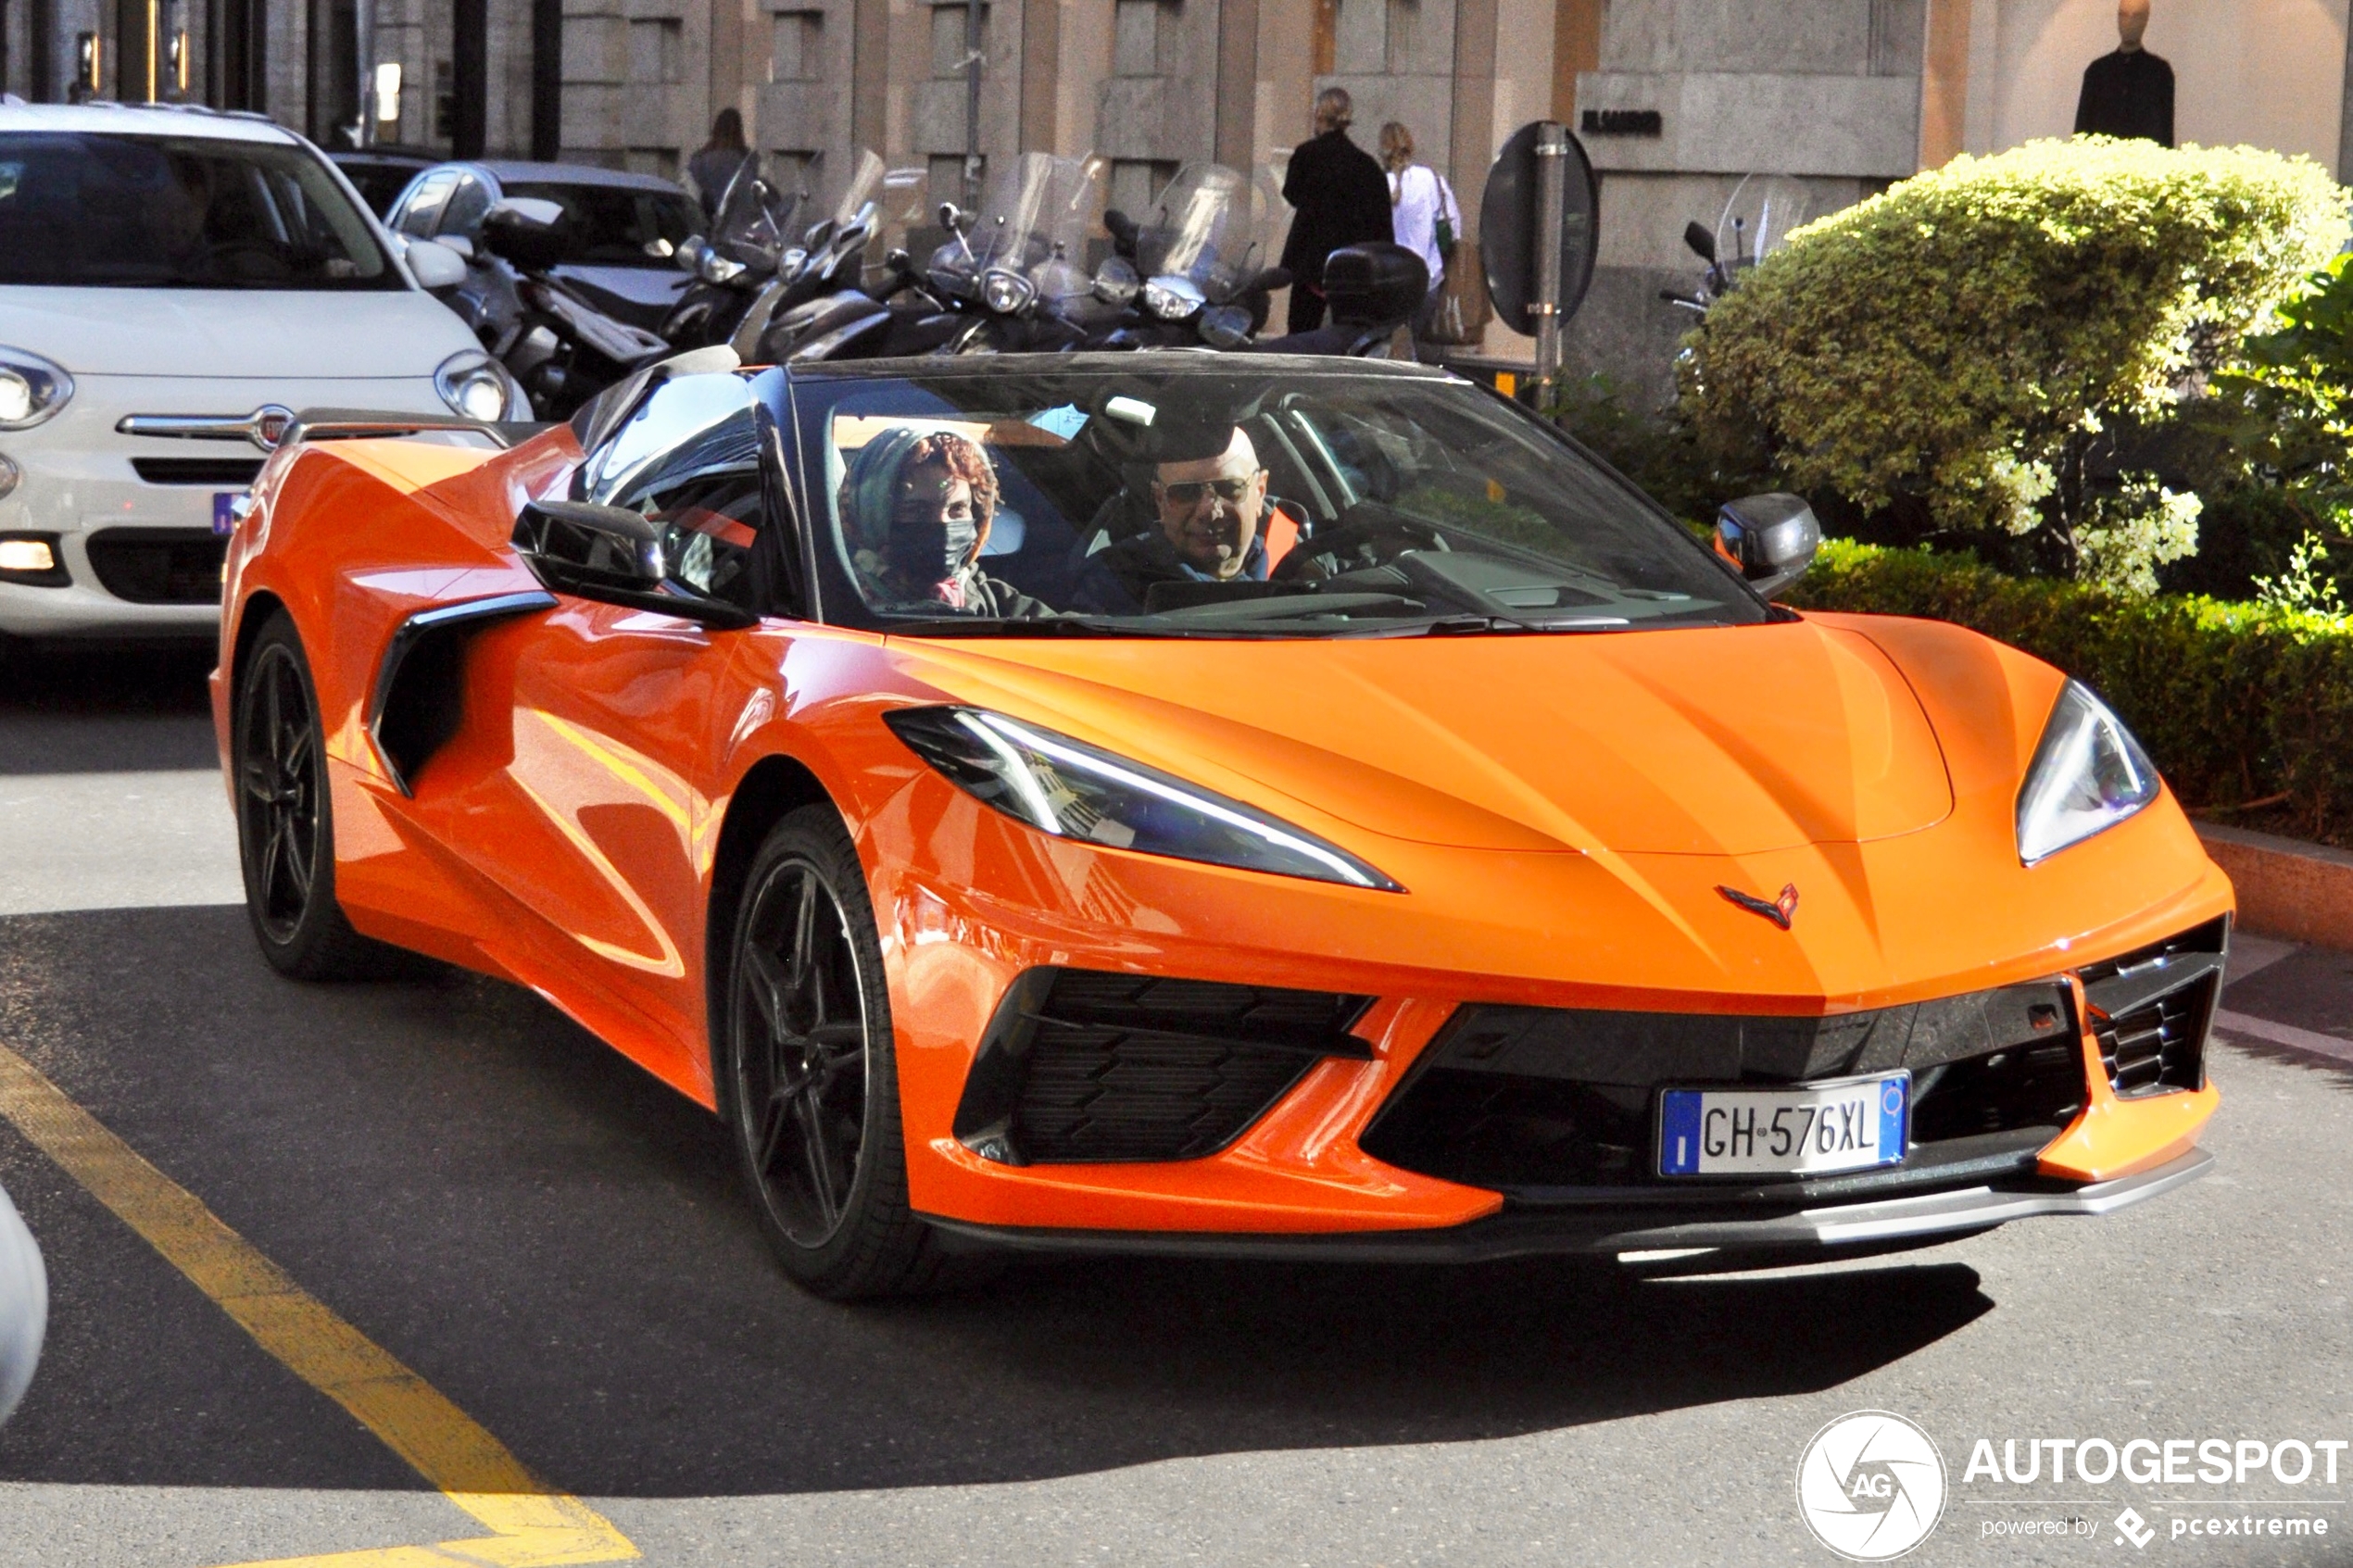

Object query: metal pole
[962,0,983,210]
[1532,119,1567,392]
[354,0,370,144]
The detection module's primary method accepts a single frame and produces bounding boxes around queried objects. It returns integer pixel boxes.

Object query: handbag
[1432,171,1459,258]
[1423,237,1491,346]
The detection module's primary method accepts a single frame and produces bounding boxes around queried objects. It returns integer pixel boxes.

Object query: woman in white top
[1379,121,1463,360]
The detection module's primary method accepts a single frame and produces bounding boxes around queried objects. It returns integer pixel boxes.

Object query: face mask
[885,509,977,587]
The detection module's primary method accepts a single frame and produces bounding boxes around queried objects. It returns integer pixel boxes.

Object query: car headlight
[434,352,524,421]
[980,266,1036,316]
[0,348,72,431]
[2016,680,2161,865]
[1141,275,1205,321]
[885,706,1401,891]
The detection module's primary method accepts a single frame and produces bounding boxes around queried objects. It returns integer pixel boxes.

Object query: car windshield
[333,156,431,218]
[799,364,1767,638]
[499,181,701,266]
[0,132,397,289]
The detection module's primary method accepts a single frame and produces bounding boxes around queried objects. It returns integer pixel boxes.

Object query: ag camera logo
[1797,1411,1948,1560]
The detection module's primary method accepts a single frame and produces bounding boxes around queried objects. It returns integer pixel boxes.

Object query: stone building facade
[4,0,2345,378]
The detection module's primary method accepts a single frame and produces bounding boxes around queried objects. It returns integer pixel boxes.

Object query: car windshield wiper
[878,615,1193,639]
[1335,613,1635,638]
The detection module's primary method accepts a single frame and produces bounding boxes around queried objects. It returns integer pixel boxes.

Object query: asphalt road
[0,641,2348,1568]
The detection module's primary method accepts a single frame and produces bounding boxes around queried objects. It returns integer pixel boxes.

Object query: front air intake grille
[84,528,226,605]
[2095,975,2216,1097]
[2079,918,2224,1098]
[954,970,1374,1165]
[131,457,265,485]
[1361,980,2087,1193]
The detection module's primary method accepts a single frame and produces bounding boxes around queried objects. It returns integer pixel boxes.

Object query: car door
[459,372,786,1083]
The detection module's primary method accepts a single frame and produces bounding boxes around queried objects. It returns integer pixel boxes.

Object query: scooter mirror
[1683,220,1717,263]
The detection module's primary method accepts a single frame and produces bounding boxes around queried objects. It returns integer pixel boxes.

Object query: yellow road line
[0,1042,638,1568]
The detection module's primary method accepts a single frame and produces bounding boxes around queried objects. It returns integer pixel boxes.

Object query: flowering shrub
[1681,138,2346,594]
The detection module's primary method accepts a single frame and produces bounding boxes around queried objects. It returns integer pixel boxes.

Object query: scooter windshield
[972,153,1102,274]
[711,154,804,271]
[1135,164,1260,302]
[814,148,887,232]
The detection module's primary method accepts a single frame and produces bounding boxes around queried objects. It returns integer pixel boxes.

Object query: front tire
[232,612,396,980]
[722,806,972,1299]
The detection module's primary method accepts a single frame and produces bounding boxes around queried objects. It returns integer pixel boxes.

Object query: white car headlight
[884,706,1401,891]
[434,352,524,421]
[2016,680,2161,865]
[0,348,73,431]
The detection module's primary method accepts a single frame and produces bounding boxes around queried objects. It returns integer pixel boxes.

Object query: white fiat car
[0,101,520,640]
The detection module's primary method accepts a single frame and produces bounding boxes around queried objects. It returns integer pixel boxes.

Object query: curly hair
[898,432,999,533]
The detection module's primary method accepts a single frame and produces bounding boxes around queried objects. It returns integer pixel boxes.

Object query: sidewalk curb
[2196,822,2353,952]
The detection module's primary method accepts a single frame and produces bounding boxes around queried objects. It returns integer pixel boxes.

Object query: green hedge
[1788,540,2353,838]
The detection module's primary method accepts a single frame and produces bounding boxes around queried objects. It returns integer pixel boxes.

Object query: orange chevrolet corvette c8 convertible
[213,353,2231,1298]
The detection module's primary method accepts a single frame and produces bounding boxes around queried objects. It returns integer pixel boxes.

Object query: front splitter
[920,1147,2212,1269]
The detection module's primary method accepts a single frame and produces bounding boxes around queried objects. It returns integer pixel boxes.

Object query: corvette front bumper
[924,1146,2213,1267]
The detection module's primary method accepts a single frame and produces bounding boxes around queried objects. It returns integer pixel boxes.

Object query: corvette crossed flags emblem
[1717,882,1799,931]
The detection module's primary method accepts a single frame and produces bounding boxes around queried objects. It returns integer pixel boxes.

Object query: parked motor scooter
[1254,242,1428,357]
[759,152,1110,362]
[669,150,892,361]
[661,155,807,351]
[1660,173,1812,314]
[1098,162,1290,349]
[477,198,671,418]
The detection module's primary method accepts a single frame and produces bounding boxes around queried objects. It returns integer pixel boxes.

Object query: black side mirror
[1683,220,1718,263]
[1103,208,1139,255]
[1714,493,1819,599]
[511,499,755,629]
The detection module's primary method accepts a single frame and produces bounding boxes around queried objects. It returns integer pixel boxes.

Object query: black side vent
[954,970,1374,1165]
[2078,919,2225,1099]
[367,592,556,794]
[131,457,265,485]
[84,528,226,604]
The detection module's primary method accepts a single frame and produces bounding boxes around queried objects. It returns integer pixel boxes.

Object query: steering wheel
[1270,508,1449,583]
[202,241,295,282]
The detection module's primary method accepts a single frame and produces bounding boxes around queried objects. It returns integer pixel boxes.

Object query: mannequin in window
[2074,0,2173,147]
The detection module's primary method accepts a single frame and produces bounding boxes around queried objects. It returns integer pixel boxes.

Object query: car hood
[899,619,1957,856]
[0,288,475,377]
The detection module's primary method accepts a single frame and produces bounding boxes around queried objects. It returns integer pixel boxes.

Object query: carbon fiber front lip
[918,1148,2212,1266]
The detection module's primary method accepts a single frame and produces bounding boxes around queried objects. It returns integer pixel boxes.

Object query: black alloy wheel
[724,806,980,1298]
[233,613,396,980]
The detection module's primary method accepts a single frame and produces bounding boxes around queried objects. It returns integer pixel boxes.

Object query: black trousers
[1286,283,1327,334]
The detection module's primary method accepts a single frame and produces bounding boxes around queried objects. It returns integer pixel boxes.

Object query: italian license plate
[1656,1072,1908,1177]
[211,492,239,537]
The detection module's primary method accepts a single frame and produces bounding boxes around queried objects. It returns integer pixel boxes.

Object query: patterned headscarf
[840,428,1000,607]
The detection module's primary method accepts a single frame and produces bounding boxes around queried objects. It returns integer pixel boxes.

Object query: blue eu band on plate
[1656,1072,1909,1177]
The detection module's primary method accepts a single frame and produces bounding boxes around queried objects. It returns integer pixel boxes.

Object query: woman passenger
[841,428,1051,617]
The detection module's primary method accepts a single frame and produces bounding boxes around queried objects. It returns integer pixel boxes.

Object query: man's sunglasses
[1158,473,1263,507]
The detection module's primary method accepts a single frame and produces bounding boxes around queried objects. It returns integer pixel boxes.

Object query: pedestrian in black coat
[1277,88,1395,333]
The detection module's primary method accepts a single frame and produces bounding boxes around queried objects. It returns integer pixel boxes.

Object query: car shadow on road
[0,904,1993,1499]
[0,640,219,775]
